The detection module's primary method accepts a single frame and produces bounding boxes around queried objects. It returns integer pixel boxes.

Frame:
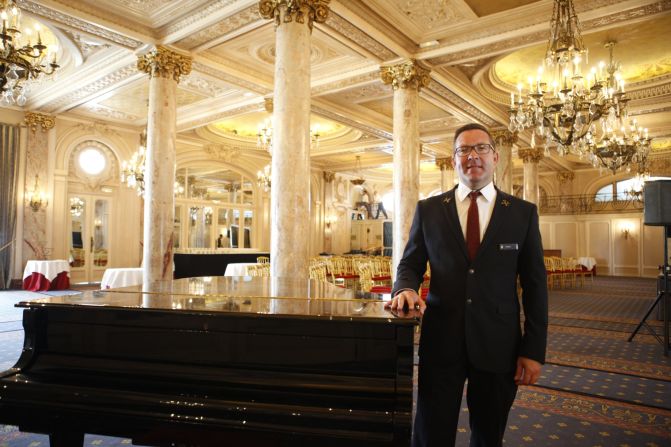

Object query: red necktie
[466,191,481,261]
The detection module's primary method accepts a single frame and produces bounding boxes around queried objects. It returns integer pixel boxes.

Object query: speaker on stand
[629,180,671,356]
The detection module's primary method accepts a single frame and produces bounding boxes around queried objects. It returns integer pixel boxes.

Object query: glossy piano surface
[1,276,418,447]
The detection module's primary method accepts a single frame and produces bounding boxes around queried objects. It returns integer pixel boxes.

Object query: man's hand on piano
[384,289,425,315]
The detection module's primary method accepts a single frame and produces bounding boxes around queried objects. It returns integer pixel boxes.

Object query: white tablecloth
[101,268,143,289]
[224,263,256,276]
[23,260,70,281]
[576,257,597,270]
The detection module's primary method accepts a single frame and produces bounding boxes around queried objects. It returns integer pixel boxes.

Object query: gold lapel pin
[444,197,452,204]
[501,199,511,207]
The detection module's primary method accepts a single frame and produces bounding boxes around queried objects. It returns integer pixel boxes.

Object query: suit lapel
[477,188,507,258]
[440,188,469,260]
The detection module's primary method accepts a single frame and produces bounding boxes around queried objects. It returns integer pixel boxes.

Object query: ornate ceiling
[11,0,671,180]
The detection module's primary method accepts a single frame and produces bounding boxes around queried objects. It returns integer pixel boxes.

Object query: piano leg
[50,431,84,447]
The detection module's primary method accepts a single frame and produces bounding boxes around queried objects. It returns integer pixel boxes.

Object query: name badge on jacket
[499,243,519,251]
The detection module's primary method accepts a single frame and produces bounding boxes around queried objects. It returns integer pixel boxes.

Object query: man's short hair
[453,123,495,149]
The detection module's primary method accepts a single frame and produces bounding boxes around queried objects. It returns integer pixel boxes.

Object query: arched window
[595,177,671,202]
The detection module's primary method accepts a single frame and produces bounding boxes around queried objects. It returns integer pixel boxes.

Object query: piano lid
[15,277,416,321]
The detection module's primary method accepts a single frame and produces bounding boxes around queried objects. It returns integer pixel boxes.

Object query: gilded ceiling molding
[518,148,544,163]
[180,74,227,97]
[263,97,274,113]
[427,82,497,127]
[41,62,140,114]
[323,12,396,62]
[380,59,431,91]
[259,0,331,32]
[192,61,271,95]
[21,1,143,49]
[627,82,671,102]
[491,130,517,147]
[83,104,141,122]
[311,71,379,96]
[435,157,453,170]
[323,171,335,182]
[310,104,392,140]
[23,112,55,133]
[173,4,261,50]
[429,1,671,67]
[204,144,240,162]
[556,171,575,184]
[137,47,192,83]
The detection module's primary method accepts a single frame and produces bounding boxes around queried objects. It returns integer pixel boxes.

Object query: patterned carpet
[1,277,670,446]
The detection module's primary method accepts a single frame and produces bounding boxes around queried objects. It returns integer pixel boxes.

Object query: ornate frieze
[435,157,453,170]
[23,112,55,133]
[492,129,517,147]
[324,12,396,62]
[204,144,241,162]
[556,171,575,184]
[259,0,330,32]
[173,3,261,50]
[518,148,544,163]
[138,46,192,82]
[192,61,270,95]
[380,59,431,91]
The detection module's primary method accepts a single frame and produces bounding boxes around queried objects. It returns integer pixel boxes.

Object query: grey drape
[0,124,19,289]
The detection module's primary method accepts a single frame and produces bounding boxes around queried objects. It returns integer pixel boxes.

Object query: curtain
[0,123,19,289]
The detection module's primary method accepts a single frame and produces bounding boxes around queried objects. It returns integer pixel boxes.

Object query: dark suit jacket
[392,187,548,373]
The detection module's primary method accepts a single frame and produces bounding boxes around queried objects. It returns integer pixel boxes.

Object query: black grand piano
[0,276,418,446]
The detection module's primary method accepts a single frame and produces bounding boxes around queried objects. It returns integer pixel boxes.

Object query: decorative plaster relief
[193,60,272,94]
[61,30,112,60]
[391,0,462,30]
[311,70,379,96]
[427,81,497,127]
[180,73,229,97]
[311,105,392,140]
[68,140,119,191]
[204,144,241,162]
[324,12,396,61]
[173,3,261,50]
[83,104,141,122]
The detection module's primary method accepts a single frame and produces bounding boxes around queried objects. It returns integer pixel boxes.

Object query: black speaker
[644,180,671,226]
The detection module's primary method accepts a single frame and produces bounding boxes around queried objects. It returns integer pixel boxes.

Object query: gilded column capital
[556,171,575,184]
[323,171,335,182]
[259,0,330,32]
[518,148,544,163]
[23,112,55,133]
[491,129,517,147]
[435,157,453,170]
[137,46,192,83]
[380,59,431,91]
[263,97,274,113]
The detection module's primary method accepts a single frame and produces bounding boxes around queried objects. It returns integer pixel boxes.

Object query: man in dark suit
[386,123,548,447]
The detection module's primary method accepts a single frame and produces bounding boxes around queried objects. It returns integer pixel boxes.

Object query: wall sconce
[27,175,48,212]
[620,222,634,240]
[325,214,336,230]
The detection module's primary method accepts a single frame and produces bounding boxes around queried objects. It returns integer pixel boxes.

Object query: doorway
[68,194,111,284]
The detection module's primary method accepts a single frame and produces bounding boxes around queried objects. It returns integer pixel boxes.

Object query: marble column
[21,113,55,265]
[260,0,330,278]
[381,59,431,279]
[518,148,544,205]
[137,46,191,285]
[492,130,517,195]
[436,157,453,192]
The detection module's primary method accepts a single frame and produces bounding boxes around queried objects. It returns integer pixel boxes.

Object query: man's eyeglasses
[454,143,494,156]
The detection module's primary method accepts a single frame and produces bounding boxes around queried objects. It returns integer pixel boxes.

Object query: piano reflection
[0,276,418,446]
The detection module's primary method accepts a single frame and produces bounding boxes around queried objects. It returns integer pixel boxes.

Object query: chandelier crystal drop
[257,163,271,192]
[507,0,650,173]
[0,0,59,106]
[121,130,146,196]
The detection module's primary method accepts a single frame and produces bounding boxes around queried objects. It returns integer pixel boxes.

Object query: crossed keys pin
[501,199,511,207]
[443,197,452,204]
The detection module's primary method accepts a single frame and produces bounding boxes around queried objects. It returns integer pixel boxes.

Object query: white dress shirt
[455,181,497,242]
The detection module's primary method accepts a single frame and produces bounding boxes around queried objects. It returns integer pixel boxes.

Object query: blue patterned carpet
[1,278,670,446]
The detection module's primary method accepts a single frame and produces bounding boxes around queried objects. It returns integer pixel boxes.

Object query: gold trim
[259,0,331,32]
[323,171,335,182]
[137,46,192,83]
[491,129,517,147]
[380,59,431,91]
[556,171,575,183]
[435,157,453,170]
[23,112,55,133]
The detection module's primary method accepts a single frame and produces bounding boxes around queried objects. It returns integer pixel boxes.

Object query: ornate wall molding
[323,12,396,62]
[518,148,544,163]
[204,144,241,162]
[627,82,671,102]
[83,104,141,122]
[23,112,55,133]
[427,81,498,127]
[162,0,251,40]
[192,61,271,95]
[259,0,330,32]
[68,140,119,190]
[173,3,261,50]
[180,73,228,97]
[556,171,575,184]
[21,1,144,49]
[491,129,517,147]
[380,59,431,91]
[312,71,380,96]
[137,46,192,82]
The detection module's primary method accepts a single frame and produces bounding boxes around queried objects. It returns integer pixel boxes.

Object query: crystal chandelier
[0,0,59,106]
[257,163,271,191]
[350,155,366,186]
[507,0,647,173]
[256,118,321,154]
[69,196,84,217]
[589,116,651,174]
[120,130,146,196]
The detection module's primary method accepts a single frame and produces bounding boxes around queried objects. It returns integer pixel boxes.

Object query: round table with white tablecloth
[576,257,597,275]
[22,260,71,291]
[101,268,143,289]
[224,262,256,276]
